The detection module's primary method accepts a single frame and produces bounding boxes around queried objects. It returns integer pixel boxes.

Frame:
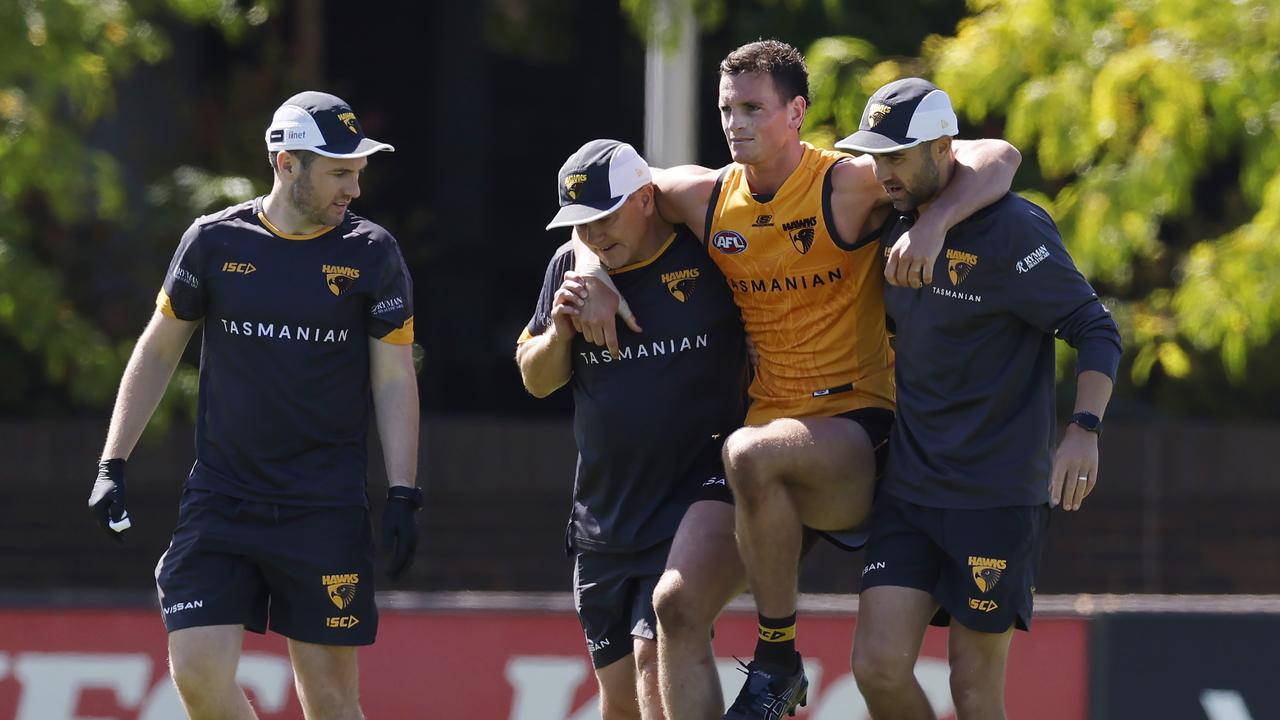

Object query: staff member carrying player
[88,91,421,720]
[840,78,1122,720]
[517,139,749,720]
[570,40,1021,720]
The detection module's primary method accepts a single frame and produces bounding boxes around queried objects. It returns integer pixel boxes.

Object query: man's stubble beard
[289,170,337,226]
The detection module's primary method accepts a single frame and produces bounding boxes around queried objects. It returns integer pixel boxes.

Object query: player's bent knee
[721,428,761,473]
[653,571,716,635]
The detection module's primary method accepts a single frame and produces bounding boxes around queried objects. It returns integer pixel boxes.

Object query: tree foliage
[0,0,269,423]
[924,0,1280,382]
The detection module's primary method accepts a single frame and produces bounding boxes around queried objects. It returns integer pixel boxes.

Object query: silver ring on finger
[1076,474,1088,482]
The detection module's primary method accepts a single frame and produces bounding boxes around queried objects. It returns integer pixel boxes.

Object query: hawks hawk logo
[946,249,978,286]
[968,556,1007,594]
[790,227,815,254]
[323,264,360,296]
[564,173,588,201]
[661,268,700,302]
[322,573,360,610]
[782,216,817,254]
[867,102,892,128]
[336,111,360,135]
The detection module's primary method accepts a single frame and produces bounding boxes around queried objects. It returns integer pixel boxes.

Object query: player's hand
[565,271,642,356]
[549,274,587,339]
[1049,425,1099,511]
[89,458,132,543]
[885,214,944,288]
[382,485,423,581]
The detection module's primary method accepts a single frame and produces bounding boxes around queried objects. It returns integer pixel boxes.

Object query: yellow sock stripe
[757,624,797,643]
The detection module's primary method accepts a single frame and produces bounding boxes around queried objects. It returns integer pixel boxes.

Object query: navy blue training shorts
[573,539,671,669]
[155,488,378,645]
[859,492,1049,633]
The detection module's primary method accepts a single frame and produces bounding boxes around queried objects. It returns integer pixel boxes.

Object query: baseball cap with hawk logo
[265,91,394,159]
[546,139,652,230]
[834,77,959,154]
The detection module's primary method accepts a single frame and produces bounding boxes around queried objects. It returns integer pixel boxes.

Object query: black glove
[382,486,423,581]
[89,458,132,543]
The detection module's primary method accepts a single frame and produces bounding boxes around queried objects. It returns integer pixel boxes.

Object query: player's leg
[288,640,364,720]
[934,504,1049,720]
[596,652,643,720]
[652,499,745,719]
[157,489,272,720]
[851,491,948,720]
[255,503,378,719]
[168,625,257,720]
[576,545,668,719]
[946,623,1014,720]
[851,587,938,720]
[724,414,878,645]
[633,636,664,720]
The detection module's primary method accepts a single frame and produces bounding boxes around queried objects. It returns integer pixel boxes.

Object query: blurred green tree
[0,0,270,424]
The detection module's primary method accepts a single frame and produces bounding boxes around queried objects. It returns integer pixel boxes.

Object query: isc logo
[222,261,256,274]
[711,231,747,255]
[326,615,360,628]
[968,598,999,612]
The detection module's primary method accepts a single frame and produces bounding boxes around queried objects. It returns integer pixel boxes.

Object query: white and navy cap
[546,139,652,230]
[834,78,959,154]
[265,91,394,159]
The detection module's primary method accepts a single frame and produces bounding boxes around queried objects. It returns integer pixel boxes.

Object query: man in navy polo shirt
[89,91,421,720]
[517,139,749,719]
[836,79,1122,719]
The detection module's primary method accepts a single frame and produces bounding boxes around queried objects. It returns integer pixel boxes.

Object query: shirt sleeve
[1004,204,1123,380]
[156,223,207,320]
[517,246,575,345]
[368,238,415,345]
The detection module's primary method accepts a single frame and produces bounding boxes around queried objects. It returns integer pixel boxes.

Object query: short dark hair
[719,40,809,106]
[268,149,318,174]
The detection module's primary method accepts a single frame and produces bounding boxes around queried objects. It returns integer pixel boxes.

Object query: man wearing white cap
[838,78,1121,719]
[517,139,749,719]
[88,91,420,719]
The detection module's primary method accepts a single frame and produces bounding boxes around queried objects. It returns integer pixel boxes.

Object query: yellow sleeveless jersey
[705,142,894,424]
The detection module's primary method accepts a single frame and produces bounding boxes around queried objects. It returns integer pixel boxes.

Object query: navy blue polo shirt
[881,193,1121,508]
[522,228,749,552]
[159,197,414,507]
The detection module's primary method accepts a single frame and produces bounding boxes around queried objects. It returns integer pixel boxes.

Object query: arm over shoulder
[652,165,720,237]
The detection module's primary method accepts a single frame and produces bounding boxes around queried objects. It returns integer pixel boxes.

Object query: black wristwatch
[387,485,424,509]
[1067,411,1102,434]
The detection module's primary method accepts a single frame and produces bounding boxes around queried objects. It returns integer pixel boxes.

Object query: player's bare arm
[100,309,200,461]
[369,338,419,490]
[370,338,422,581]
[91,309,198,539]
[1049,369,1114,512]
[828,154,895,246]
[515,275,581,398]
[651,164,720,238]
[881,138,1021,286]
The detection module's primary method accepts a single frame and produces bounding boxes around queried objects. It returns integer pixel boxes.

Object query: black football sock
[754,612,799,672]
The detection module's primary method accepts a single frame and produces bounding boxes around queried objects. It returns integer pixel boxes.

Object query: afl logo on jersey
[711,230,747,255]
